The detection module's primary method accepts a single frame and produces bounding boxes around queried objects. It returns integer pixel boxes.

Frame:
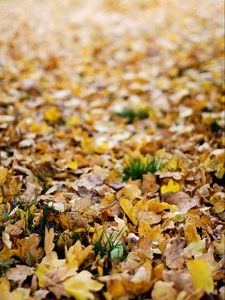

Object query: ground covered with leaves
[0,0,224,299]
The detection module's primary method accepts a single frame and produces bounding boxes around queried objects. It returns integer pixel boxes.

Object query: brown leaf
[7,265,34,287]
[16,234,44,266]
[44,227,55,255]
[165,237,185,269]
[164,192,200,213]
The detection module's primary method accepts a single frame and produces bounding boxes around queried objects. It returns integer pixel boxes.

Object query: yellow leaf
[66,240,93,269]
[44,107,61,122]
[66,116,79,126]
[36,251,66,288]
[29,122,51,135]
[120,198,137,225]
[120,183,141,201]
[63,270,103,300]
[147,199,174,213]
[138,220,151,237]
[0,278,31,300]
[151,280,177,300]
[187,259,214,293]
[94,141,108,154]
[0,167,8,187]
[186,239,206,258]
[161,179,180,194]
[81,136,108,154]
[81,136,94,154]
[166,156,178,171]
[72,86,81,95]
[184,222,201,244]
[67,160,78,170]
[44,227,55,255]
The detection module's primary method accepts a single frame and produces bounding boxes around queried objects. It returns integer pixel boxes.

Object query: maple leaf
[36,251,75,298]
[16,234,44,266]
[63,271,104,300]
[65,240,93,269]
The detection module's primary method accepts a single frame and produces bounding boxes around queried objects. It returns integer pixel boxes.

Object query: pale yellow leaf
[0,278,31,300]
[63,270,103,300]
[44,227,55,255]
[187,259,214,293]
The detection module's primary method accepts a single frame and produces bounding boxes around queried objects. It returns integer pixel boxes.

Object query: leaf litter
[0,0,224,299]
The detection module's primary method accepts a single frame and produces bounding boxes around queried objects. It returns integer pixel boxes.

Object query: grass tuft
[117,109,149,123]
[0,258,20,276]
[94,228,126,260]
[122,157,162,181]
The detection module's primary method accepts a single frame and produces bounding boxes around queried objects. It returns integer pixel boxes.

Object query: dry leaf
[0,278,31,300]
[65,240,93,269]
[7,265,34,287]
[44,227,55,255]
[187,259,214,293]
[63,271,104,300]
[161,179,181,194]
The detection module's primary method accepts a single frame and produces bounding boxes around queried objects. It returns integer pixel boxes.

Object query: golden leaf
[66,116,79,126]
[63,270,104,300]
[67,160,78,170]
[187,259,214,293]
[0,278,31,300]
[161,179,180,194]
[0,167,8,187]
[44,107,61,122]
[65,240,93,269]
[120,198,138,225]
[184,223,201,244]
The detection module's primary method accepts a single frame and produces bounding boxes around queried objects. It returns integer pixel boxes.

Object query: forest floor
[0,0,224,299]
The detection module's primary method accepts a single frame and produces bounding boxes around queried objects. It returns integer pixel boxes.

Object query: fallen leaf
[44,107,61,122]
[44,227,55,255]
[165,237,185,269]
[7,265,34,287]
[164,192,199,213]
[0,277,31,300]
[161,179,181,194]
[187,259,214,293]
[16,234,44,266]
[120,198,138,225]
[65,240,93,269]
[151,280,177,300]
[63,270,104,300]
[0,167,8,186]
